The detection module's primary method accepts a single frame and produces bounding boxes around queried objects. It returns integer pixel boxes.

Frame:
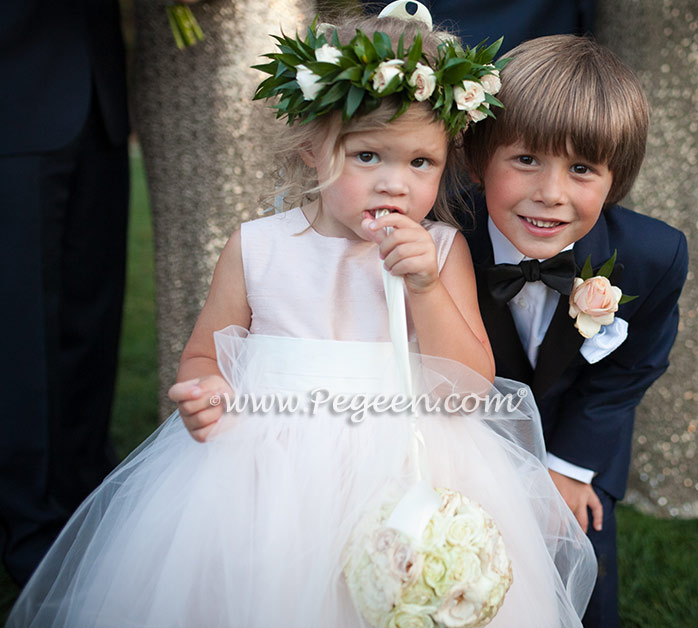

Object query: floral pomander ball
[343,488,513,628]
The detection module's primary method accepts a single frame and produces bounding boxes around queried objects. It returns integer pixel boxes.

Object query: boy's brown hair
[462,34,649,205]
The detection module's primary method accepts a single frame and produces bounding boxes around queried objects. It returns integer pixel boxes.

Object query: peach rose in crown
[568,276,623,339]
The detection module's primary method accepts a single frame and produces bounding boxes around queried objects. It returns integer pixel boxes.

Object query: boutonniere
[568,251,637,339]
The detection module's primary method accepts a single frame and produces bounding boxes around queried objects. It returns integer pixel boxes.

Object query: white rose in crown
[343,487,512,628]
[453,80,486,111]
[467,106,489,123]
[480,67,501,95]
[568,251,637,339]
[295,64,323,100]
[373,59,405,93]
[408,63,437,101]
[315,43,343,64]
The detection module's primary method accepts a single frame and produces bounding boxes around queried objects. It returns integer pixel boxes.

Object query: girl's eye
[571,164,591,175]
[356,151,378,164]
[411,157,431,169]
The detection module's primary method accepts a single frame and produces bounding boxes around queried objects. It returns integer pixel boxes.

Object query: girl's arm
[168,229,251,441]
[364,214,495,382]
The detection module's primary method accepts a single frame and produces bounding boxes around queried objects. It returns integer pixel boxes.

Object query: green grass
[1,153,697,625]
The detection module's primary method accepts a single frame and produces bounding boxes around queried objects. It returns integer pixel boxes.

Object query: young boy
[460,35,688,627]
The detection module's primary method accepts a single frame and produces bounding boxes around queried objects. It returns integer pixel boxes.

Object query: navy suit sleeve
[545,231,688,497]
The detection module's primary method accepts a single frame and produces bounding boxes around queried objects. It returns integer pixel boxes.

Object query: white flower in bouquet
[343,488,513,628]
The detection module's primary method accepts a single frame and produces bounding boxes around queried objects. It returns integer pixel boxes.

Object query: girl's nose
[375,167,408,196]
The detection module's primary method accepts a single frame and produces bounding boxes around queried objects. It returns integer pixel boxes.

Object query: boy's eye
[411,157,431,169]
[571,164,591,175]
[517,155,536,166]
[356,151,378,164]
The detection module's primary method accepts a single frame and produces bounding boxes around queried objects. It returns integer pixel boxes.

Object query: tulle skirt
[8,327,596,627]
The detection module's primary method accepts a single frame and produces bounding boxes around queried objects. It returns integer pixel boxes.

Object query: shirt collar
[488,217,574,264]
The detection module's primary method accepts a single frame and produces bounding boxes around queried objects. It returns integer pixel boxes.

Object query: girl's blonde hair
[261,15,470,227]
[462,35,650,205]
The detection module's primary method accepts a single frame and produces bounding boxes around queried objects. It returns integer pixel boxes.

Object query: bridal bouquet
[343,487,512,628]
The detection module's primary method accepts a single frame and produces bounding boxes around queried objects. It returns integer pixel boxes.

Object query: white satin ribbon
[376,210,441,539]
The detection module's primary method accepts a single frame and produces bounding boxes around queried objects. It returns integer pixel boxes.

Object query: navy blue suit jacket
[463,203,688,500]
[0,0,129,155]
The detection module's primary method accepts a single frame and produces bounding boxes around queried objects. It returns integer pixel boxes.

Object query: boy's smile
[480,142,614,259]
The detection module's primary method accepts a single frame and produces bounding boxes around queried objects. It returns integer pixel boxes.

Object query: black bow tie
[486,250,577,303]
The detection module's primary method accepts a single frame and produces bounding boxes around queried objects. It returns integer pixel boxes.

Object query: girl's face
[304,112,448,240]
[480,141,613,259]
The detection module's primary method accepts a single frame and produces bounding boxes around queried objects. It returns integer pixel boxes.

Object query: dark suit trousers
[0,99,128,585]
[583,487,619,628]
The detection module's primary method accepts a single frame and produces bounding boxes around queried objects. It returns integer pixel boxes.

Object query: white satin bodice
[241,208,457,341]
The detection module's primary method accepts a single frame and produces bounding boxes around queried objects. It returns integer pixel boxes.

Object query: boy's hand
[549,469,603,534]
[361,212,438,293]
[168,375,233,442]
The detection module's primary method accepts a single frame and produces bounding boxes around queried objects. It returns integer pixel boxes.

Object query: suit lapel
[475,266,534,384]
[465,208,534,384]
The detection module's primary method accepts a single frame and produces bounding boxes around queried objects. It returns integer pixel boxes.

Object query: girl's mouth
[367,208,402,218]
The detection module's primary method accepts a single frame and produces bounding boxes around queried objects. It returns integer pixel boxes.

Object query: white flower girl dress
[8,208,596,627]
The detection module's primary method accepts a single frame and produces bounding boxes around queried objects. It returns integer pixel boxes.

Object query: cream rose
[373,59,404,92]
[447,548,482,586]
[401,580,438,606]
[480,67,501,95]
[422,551,450,596]
[391,540,424,586]
[408,63,436,101]
[315,43,342,65]
[387,606,436,628]
[295,64,322,100]
[453,80,486,111]
[432,586,479,628]
[568,276,623,338]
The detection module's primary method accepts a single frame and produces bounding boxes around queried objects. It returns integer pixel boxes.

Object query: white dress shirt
[488,218,595,484]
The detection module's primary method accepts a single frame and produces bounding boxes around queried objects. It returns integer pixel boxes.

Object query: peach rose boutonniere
[568,251,637,339]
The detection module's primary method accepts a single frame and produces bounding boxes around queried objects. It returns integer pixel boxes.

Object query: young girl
[8,4,596,627]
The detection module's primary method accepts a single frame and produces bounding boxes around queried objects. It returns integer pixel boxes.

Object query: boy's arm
[545,232,688,491]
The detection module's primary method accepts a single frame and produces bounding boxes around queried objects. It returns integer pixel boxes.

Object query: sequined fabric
[595,0,698,517]
[132,0,314,419]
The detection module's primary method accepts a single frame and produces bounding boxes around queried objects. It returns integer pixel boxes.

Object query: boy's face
[479,141,613,259]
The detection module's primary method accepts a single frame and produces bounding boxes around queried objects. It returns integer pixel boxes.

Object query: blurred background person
[0,0,130,586]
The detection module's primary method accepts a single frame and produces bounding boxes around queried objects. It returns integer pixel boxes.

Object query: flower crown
[253,17,506,137]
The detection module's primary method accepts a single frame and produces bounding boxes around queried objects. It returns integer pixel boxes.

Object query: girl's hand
[361,212,439,293]
[168,375,233,442]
